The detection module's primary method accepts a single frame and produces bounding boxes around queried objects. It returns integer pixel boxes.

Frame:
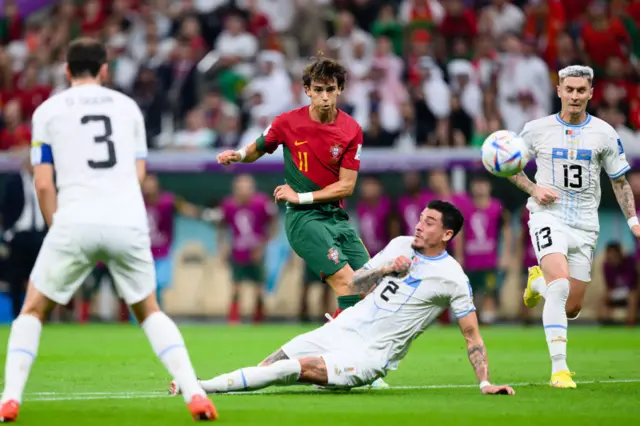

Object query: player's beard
[410,237,423,250]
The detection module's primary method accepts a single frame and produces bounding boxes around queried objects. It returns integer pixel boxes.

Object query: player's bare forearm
[611,175,637,220]
[459,313,490,383]
[310,168,357,203]
[35,186,57,227]
[243,141,267,163]
[508,172,535,195]
[349,263,392,294]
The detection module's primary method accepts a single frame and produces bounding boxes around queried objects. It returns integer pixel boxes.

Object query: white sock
[141,312,205,402]
[200,360,301,393]
[542,278,570,374]
[1,315,42,403]
[531,276,547,296]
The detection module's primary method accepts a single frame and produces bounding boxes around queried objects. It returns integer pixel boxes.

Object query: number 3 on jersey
[81,115,117,169]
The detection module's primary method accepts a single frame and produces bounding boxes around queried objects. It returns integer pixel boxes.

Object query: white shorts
[30,223,155,305]
[281,323,387,388]
[528,212,598,282]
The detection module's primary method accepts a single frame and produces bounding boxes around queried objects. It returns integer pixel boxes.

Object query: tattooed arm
[457,312,490,383]
[348,262,394,295]
[611,175,637,220]
[507,171,536,196]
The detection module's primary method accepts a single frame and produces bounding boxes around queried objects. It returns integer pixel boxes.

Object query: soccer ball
[481,130,529,178]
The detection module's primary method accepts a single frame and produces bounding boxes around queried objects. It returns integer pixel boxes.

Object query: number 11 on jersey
[298,152,308,172]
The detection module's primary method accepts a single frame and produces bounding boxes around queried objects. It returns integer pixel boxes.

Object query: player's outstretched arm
[457,312,515,395]
[217,142,265,165]
[507,172,558,205]
[611,175,640,238]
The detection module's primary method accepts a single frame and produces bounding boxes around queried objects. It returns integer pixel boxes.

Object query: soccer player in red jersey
[217,57,375,321]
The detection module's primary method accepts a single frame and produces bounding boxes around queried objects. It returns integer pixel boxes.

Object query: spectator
[601,242,638,326]
[0,100,30,152]
[172,108,215,150]
[243,50,292,118]
[479,0,525,39]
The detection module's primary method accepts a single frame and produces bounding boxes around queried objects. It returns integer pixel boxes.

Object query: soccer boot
[550,370,576,389]
[369,378,390,389]
[187,395,218,421]
[523,266,543,309]
[0,400,19,423]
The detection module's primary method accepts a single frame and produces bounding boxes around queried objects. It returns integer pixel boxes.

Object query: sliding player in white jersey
[169,201,515,396]
[0,38,216,422]
[509,65,640,389]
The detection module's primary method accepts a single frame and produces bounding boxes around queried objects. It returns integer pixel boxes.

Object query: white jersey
[332,236,475,370]
[520,113,631,232]
[30,84,148,230]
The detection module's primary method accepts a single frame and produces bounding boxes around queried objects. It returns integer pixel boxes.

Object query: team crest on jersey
[329,143,343,162]
[328,248,340,264]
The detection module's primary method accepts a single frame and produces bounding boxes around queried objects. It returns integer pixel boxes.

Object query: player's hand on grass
[389,256,412,276]
[631,224,640,239]
[217,150,242,165]
[481,384,515,395]
[273,184,299,204]
[532,185,559,205]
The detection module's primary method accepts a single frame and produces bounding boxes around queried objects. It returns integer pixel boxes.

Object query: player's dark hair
[427,200,464,240]
[66,38,107,78]
[302,55,348,90]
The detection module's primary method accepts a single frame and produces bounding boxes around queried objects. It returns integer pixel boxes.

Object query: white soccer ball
[481,130,529,178]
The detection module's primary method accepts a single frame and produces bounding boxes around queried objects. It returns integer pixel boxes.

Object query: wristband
[298,192,314,204]
[479,381,491,390]
[236,148,247,161]
[628,216,639,229]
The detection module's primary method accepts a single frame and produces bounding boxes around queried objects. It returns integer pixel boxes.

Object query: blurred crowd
[0,0,640,153]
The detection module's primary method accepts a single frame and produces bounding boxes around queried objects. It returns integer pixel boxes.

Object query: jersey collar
[555,113,591,128]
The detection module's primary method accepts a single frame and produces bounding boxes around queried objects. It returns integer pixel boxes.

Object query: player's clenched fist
[532,185,559,205]
[217,150,241,165]
[389,256,412,276]
[631,225,640,239]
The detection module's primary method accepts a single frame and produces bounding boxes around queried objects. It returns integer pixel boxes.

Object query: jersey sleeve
[256,115,284,154]
[340,126,363,171]
[450,277,476,319]
[602,132,631,180]
[30,104,54,166]
[133,103,148,160]
[518,121,536,158]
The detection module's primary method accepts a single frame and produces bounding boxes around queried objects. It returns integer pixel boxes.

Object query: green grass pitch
[0,324,639,425]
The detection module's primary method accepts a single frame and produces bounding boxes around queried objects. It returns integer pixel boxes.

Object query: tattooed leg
[259,349,290,367]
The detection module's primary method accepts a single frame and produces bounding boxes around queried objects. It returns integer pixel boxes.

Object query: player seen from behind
[509,65,640,388]
[170,201,515,396]
[0,38,216,422]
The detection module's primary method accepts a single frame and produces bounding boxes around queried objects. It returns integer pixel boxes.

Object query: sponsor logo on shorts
[551,337,567,343]
[344,367,357,375]
[328,248,340,264]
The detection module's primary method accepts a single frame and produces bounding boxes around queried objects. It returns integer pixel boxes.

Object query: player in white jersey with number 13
[0,38,217,422]
[509,65,640,389]
[169,200,515,397]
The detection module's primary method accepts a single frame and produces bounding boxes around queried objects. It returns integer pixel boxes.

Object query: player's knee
[540,254,570,282]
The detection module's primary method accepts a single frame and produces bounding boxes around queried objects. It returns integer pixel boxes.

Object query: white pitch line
[23,378,640,402]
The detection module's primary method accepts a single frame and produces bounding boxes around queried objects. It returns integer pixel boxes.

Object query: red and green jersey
[256,106,363,211]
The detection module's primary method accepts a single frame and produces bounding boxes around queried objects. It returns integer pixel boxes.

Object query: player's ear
[98,63,109,83]
[588,86,593,100]
[65,63,72,83]
[556,84,561,98]
[442,230,453,243]
[304,85,312,98]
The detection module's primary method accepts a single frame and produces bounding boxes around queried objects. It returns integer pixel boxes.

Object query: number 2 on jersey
[297,152,308,172]
[380,281,400,302]
[81,115,117,169]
